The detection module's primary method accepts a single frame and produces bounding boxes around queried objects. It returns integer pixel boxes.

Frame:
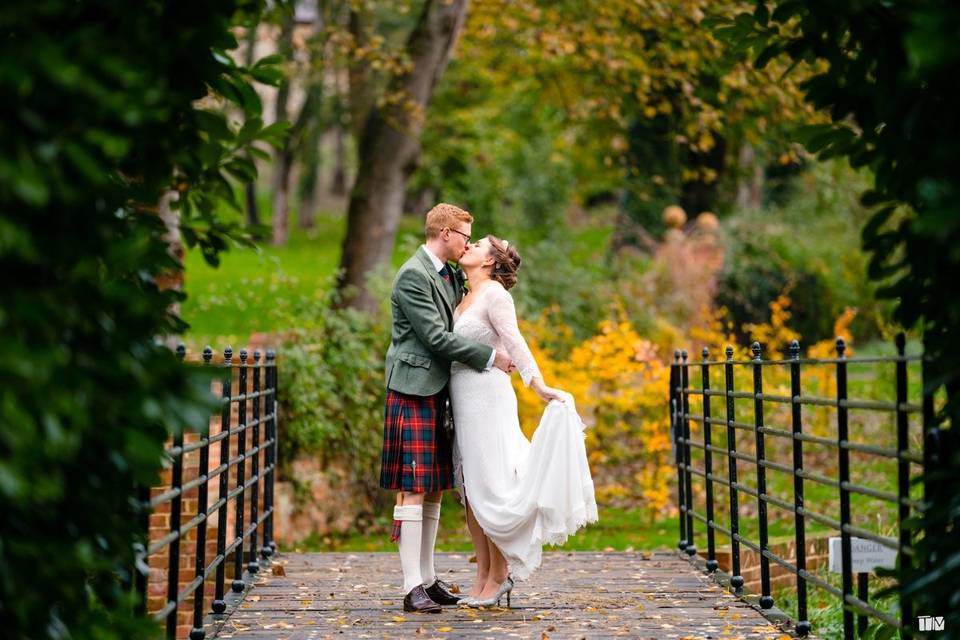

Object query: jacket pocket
[398,352,431,369]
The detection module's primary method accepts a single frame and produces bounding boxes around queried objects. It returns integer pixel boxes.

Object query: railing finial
[790,340,800,360]
[681,349,688,362]
[702,346,709,361]
[751,342,762,360]
[674,349,681,362]
[725,345,734,360]
[835,337,846,357]
[240,348,248,363]
[224,346,233,363]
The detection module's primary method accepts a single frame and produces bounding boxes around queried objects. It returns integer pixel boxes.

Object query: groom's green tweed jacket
[385,247,493,396]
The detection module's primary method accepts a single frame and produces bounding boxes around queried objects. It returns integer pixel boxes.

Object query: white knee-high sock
[421,501,441,587]
[394,505,424,594]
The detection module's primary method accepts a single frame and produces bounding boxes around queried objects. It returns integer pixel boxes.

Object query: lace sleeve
[486,284,542,386]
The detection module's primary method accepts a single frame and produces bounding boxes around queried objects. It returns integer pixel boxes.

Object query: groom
[380,203,513,613]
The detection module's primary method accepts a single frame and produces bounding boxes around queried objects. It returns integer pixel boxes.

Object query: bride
[449,235,598,607]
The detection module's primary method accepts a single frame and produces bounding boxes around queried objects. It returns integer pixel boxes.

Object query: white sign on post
[828,537,898,574]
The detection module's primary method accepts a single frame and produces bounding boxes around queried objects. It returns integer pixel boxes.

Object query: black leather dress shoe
[403,585,442,613]
[425,578,462,605]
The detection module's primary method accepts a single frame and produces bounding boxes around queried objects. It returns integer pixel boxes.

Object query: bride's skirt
[450,365,598,580]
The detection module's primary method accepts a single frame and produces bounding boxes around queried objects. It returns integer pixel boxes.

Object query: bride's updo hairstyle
[486,235,522,290]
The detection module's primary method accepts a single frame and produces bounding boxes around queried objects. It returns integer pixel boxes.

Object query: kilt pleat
[379,389,454,492]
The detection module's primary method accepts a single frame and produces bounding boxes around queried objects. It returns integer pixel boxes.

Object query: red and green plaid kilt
[379,389,454,493]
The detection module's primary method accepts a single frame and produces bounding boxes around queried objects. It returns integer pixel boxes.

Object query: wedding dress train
[449,282,598,580]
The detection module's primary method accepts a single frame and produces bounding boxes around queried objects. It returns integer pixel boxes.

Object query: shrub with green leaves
[0,1,282,637]
[717,162,888,347]
[274,289,390,506]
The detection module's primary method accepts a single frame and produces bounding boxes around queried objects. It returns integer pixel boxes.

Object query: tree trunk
[347,8,375,142]
[331,123,348,196]
[734,143,763,211]
[155,191,183,348]
[245,182,261,231]
[244,24,261,232]
[297,130,322,230]
[335,0,470,313]
[271,15,295,246]
[271,147,294,245]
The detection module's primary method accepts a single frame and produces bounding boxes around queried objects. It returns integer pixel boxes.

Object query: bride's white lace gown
[450,281,598,580]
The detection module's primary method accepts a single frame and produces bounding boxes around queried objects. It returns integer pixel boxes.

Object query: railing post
[681,350,696,557]
[268,350,278,555]
[894,333,912,635]
[701,348,717,572]
[858,573,869,637]
[836,338,854,640]
[189,347,214,640]
[135,484,149,615]
[261,350,276,559]
[751,342,773,609]
[232,349,249,593]
[673,350,687,551]
[920,338,936,577]
[724,345,744,593]
[789,340,809,635]
[247,351,262,575]
[166,345,187,639]
[212,347,232,614]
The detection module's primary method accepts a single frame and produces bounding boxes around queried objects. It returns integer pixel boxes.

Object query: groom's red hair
[425,203,473,239]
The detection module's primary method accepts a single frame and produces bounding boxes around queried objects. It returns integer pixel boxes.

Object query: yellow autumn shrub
[510,291,858,519]
[513,304,675,518]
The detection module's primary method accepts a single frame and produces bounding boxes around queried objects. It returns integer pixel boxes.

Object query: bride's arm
[486,286,544,387]
[529,377,566,403]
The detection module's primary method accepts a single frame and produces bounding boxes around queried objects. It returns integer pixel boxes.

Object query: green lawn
[180,213,425,346]
[180,207,616,348]
[288,494,675,553]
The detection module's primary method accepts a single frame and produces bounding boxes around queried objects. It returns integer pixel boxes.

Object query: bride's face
[459,237,494,270]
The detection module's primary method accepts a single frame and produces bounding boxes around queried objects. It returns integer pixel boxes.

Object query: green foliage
[717,162,888,346]
[512,236,613,350]
[714,1,960,635]
[180,212,425,342]
[415,80,575,239]
[620,114,685,238]
[717,249,831,347]
[274,287,390,502]
[0,1,281,637]
[296,497,676,553]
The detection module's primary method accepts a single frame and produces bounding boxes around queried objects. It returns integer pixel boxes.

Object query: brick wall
[698,532,833,594]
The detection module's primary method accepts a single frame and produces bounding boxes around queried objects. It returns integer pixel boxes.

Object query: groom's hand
[493,350,514,372]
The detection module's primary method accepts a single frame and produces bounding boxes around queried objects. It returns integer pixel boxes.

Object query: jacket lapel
[416,247,455,318]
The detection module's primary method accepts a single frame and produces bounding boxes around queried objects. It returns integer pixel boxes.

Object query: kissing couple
[379,203,598,613]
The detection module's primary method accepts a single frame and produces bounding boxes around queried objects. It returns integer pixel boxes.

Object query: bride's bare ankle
[469,575,488,596]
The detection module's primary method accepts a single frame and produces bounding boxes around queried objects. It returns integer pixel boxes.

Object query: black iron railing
[137,346,280,640]
[670,334,929,639]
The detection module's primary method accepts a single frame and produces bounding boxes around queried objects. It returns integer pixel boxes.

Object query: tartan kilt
[379,388,454,492]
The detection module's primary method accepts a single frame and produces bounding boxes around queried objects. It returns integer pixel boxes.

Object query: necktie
[439,265,451,282]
